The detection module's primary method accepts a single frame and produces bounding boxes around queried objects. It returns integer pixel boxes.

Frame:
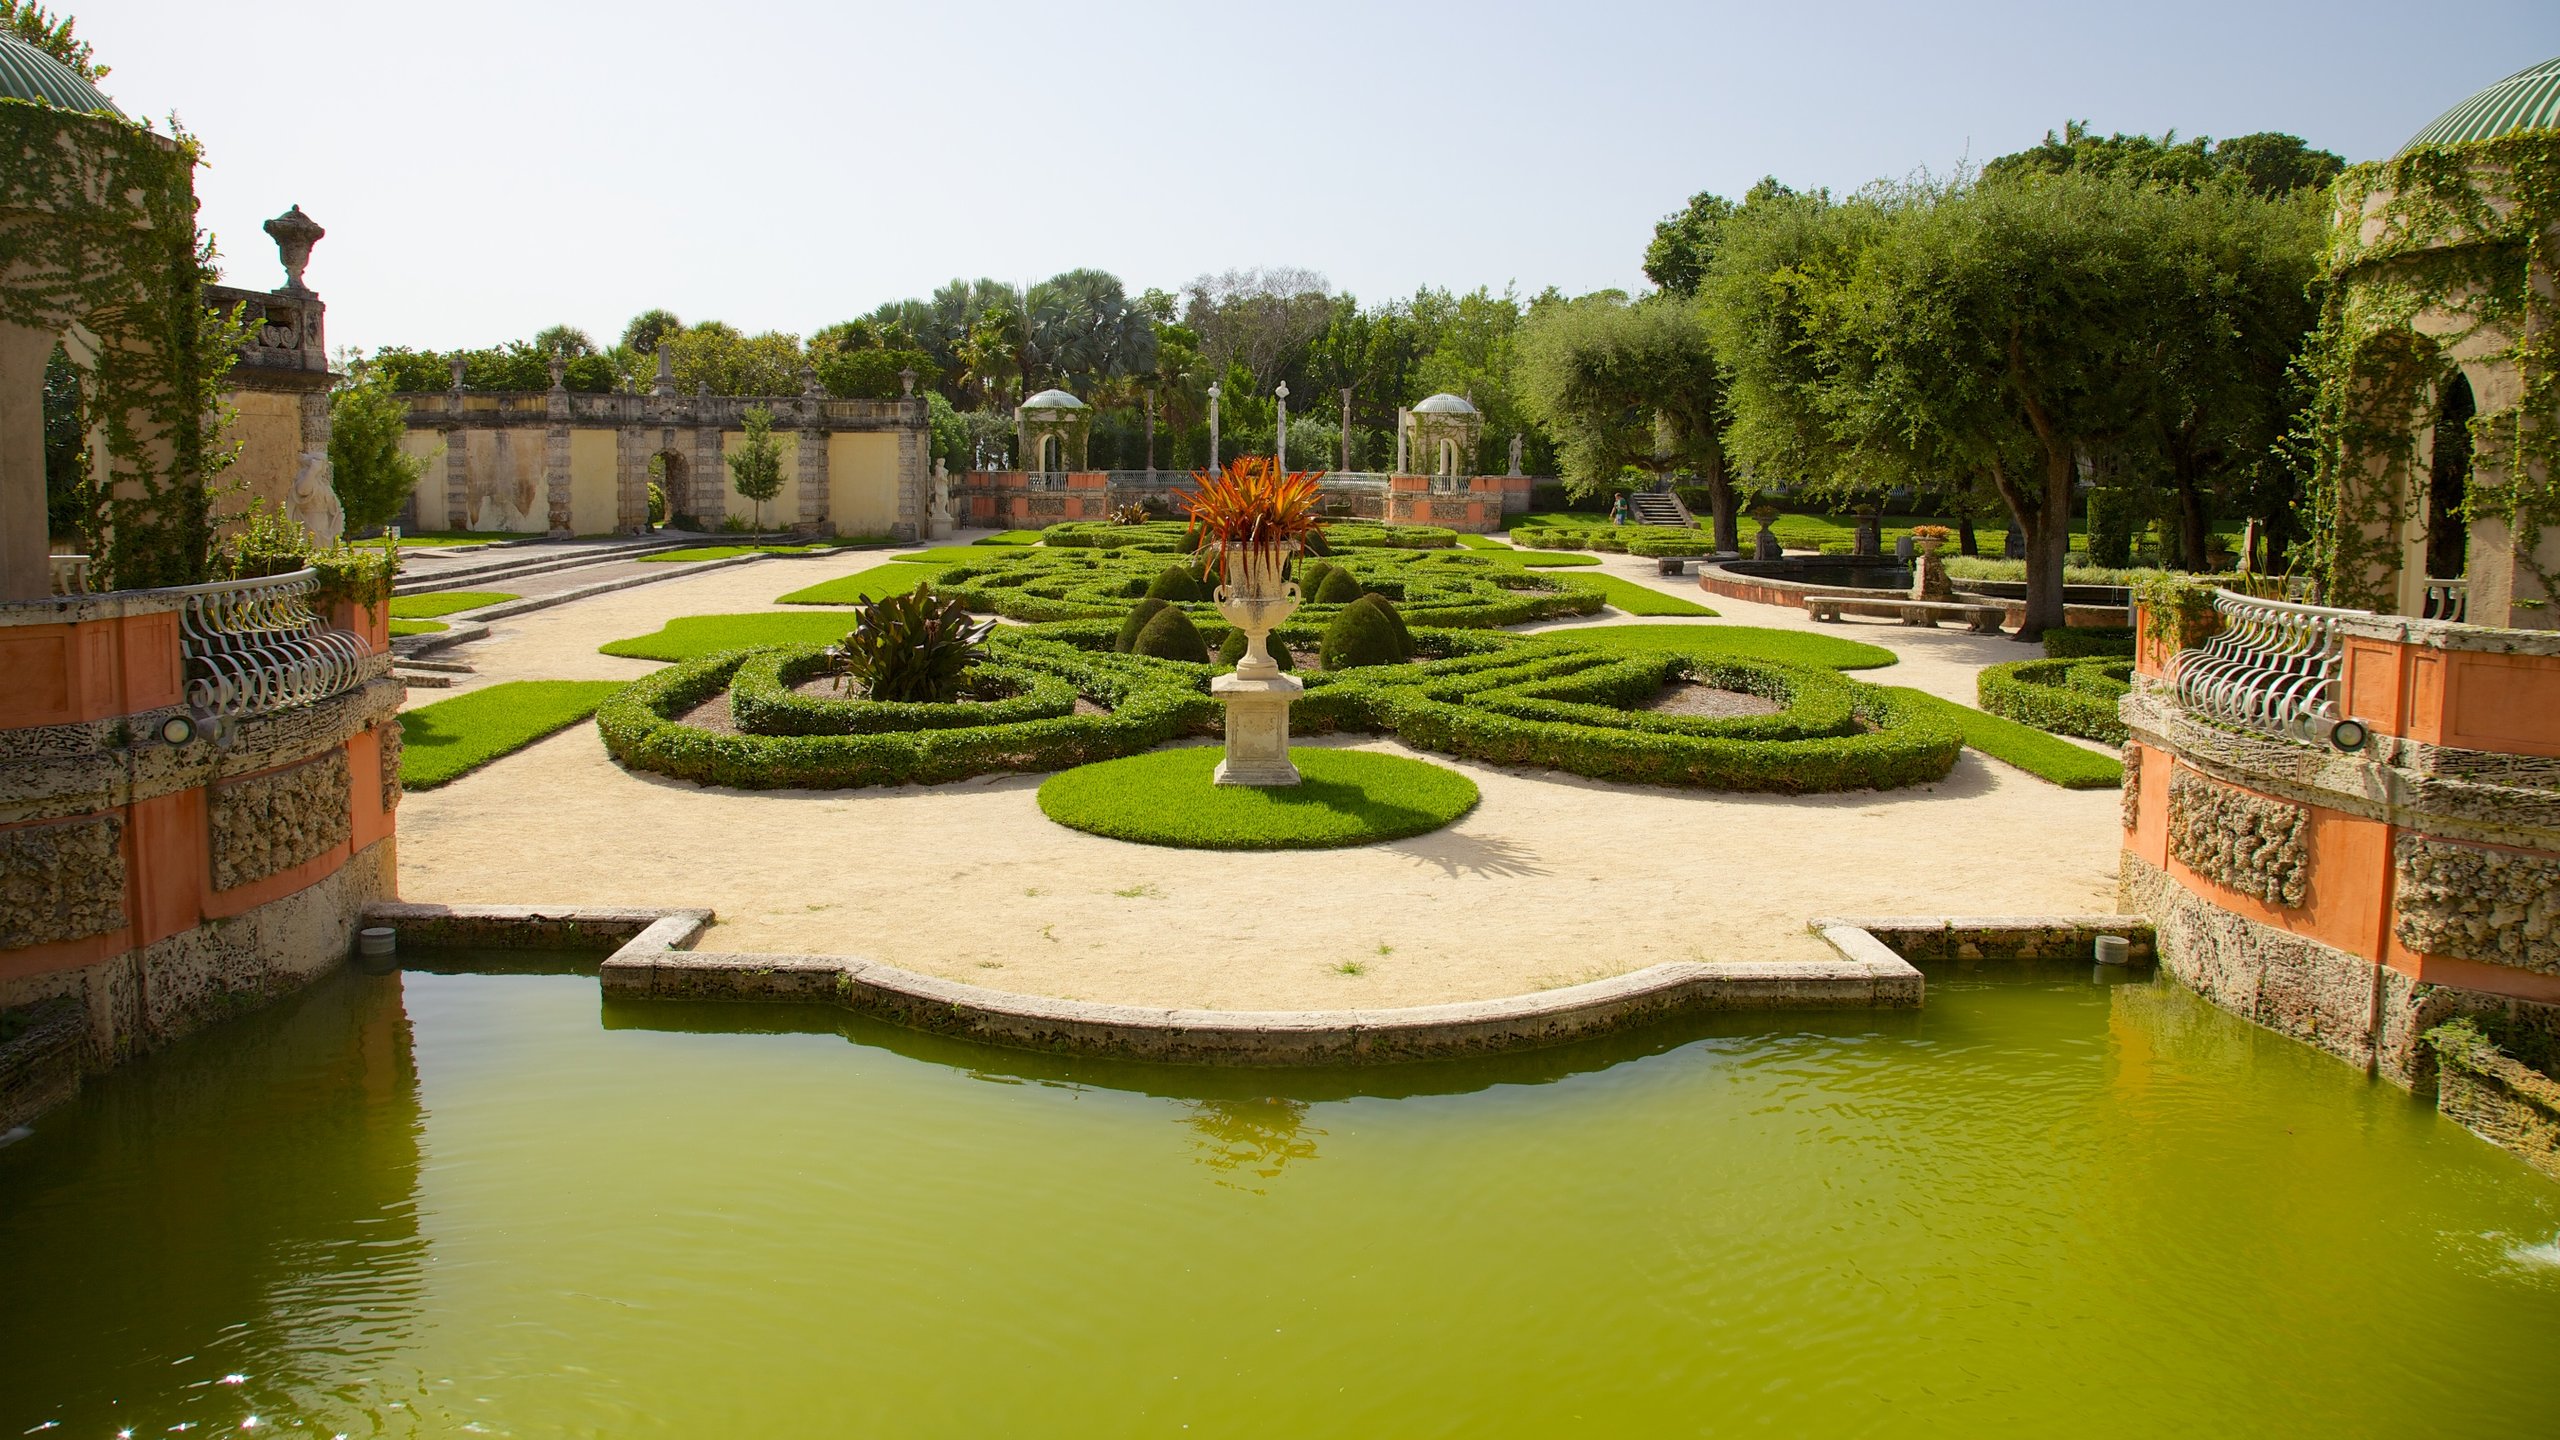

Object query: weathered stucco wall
[225,389,304,524]
[827,432,899,537]
[569,428,618,536]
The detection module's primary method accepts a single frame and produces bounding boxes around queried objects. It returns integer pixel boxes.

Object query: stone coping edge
[1811,914,2158,964]
[363,901,1920,1066]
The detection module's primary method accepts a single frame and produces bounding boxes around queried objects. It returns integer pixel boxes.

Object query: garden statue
[928,460,955,540]
[288,451,345,549]
[1908,525,1956,601]
[1508,433,1523,477]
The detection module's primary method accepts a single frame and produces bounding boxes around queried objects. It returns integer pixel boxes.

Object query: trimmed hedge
[1976,657,2133,743]
[1508,524,1712,557]
[597,632,1220,789]
[2043,625,2136,659]
[728,650,1075,736]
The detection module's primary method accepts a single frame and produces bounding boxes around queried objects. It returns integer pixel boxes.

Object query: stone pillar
[444,426,470,530]
[694,427,724,527]
[0,322,54,601]
[795,418,829,534]
[895,424,924,542]
[1394,408,1409,474]
[1341,388,1353,473]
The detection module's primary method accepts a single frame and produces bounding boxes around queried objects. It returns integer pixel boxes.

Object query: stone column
[0,322,55,600]
[694,426,724,527]
[544,366,572,538]
[896,424,924,542]
[1341,388,1353,473]
[1394,409,1409,475]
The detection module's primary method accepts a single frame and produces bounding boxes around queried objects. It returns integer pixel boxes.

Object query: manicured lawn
[1497,550,1601,568]
[1511,511,1611,529]
[1037,746,1480,849]
[1454,534,1510,550]
[379,532,502,547]
[398,680,628,789]
[639,543,830,562]
[894,546,1023,566]
[1883,687,2124,789]
[1562,623,1900,671]
[1561,574,1718,616]
[388,591,519,620]
[599,612,860,661]
[774,561,960,605]
[388,618,446,637]
[974,530,1045,545]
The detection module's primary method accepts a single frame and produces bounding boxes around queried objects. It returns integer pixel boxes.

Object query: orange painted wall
[0,611,184,728]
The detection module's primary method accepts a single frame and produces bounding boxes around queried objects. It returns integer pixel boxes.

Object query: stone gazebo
[1397,392,1483,477]
[2314,55,2560,628]
[1016,387,1091,475]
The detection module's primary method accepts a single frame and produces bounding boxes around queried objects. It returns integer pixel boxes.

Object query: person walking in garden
[1610,492,1629,525]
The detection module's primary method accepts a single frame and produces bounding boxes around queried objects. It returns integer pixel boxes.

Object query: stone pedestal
[1752,517,1781,561]
[1211,670,1303,785]
[1912,545,1954,601]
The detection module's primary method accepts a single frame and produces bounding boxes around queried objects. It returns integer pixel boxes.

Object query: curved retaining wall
[1695,561,2130,629]
[0,591,402,1121]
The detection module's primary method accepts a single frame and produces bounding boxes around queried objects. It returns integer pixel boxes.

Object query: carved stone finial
[801,364,824,398]
[548,350,567,391]
[899,366,917,397]
[264,205,324,293]
[651,345,675,397]
[449,354,467,392]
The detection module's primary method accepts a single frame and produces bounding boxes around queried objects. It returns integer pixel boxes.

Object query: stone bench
[1803,594,2006,633]
[1656,555,1701,576]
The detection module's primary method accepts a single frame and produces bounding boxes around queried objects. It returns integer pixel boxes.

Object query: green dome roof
[2402,56,2560,153]
[0,34,119,115]
[1021,388,1084,410]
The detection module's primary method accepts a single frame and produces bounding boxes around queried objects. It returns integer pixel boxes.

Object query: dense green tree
[531,324,596,359]
[328,376,433,531]
[1985,120,2343,199]
[621,309,682,354]
[1642,190,1736,296]
[1515,294,1739,548]
[2210,132,2346,197]
[726,405,789,528]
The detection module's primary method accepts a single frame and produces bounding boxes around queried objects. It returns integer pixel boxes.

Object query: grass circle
[1037,746,1479,850]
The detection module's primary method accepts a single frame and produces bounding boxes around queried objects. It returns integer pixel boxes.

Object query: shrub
[831,583,992,703]
[1114,598,1170,652]
[1294,559,1338,598]
[1322,597,1410,669]
[1216,628,1295,671]
[2043,625,2136,659]
[1352,592,1413,656]
[730,649,1075,735]
[1146,565,1207,601]
[1131,604,1209,662]
[902,545,1602,629]
[1976,656,2132,743]
[1313,567,1366,605]
[597,635,1221,790]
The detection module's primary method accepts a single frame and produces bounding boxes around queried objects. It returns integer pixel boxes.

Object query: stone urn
[1210,548,1303,786]
[1910,534,1955,601]
[1750,508,1782,561]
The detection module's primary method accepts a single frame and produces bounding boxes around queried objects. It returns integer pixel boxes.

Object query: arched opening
[1436,438,1456,477]
[42,340,84,548]
[1039,434,1063,474]
[648,450,689,529]
[2426,372,2473,580]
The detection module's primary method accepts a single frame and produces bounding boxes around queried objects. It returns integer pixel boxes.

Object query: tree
[620,309,682,354]
[2210,132,2345,197]
[1986,121,2343,199]
[1184,267,1334,388]
[1642,190,1737,295]
[726,406,789,528]
[531,324,596,359]
[0,2,104,82]
[329,376,433,531]
[1515,294,1739,548]
[662,322,803,395]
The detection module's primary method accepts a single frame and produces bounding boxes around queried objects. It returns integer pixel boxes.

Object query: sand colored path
[395,533,2120,1010]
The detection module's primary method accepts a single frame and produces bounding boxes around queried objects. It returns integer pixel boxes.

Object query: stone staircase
[392,534,708,596]
[1626,491,1691,528]
[393,654,474,690]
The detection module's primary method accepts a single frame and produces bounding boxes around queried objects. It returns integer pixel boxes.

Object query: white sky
[77,0,2560,356]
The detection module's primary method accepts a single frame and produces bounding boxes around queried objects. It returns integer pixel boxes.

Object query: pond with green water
[2,957,2554,1436]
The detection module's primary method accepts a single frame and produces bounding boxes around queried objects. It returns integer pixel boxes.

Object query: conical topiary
[1349,592,1413,658]
[1313,567,1366,605]
[1295,560,1338,599]
[1146,565,1206,602]
[1321,596,1406,669]
[1216,627,1295,671]
[1131,604,1210,663]
[1115,597,1170,652]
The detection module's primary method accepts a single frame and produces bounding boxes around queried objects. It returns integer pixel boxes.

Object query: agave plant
[1109,501,1150,526]
[829,582,995,703]
[1179,456,1326,583]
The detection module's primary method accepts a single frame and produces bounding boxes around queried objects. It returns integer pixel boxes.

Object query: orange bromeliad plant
[1179,457,1327,584]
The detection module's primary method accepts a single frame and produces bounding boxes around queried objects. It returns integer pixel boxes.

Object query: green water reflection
[1,960,2554,1436]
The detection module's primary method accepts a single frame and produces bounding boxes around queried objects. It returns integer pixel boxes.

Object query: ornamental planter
[1211,548,1303,786]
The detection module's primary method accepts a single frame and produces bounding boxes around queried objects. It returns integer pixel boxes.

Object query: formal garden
[7,11,2559,1431]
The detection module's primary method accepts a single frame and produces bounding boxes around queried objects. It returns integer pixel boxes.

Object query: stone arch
[1039,433,1064,473]
[1435,438,1458,476]
[647,449,690,529]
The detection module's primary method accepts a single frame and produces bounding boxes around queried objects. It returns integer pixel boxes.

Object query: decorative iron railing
[2173,589,2364,742]
[2422,578,2468,623]
[178,570,371,720]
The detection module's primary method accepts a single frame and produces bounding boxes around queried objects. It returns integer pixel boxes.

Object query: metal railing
[178,569,371,720]
[2173,589,2362,742]
[2422,578,2468,623]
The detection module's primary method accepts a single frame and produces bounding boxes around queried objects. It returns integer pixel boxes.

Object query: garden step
[394,669,457,688]
[397,656,476,674]
[1627,493,1692,527]
[392,535,711,595]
